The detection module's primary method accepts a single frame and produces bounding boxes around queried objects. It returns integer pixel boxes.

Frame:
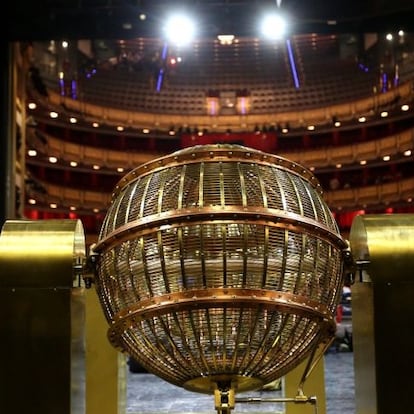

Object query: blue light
[156,68,164,92]
[286,38,300,89]
[161,43,168,60]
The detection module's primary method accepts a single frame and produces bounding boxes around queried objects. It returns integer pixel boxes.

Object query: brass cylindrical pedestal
[0,219,86,414]
[350,214,414,414]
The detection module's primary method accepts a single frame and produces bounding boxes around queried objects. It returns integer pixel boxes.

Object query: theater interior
[1,1,414,414]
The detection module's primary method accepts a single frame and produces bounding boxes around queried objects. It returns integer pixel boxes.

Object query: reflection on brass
[349,213,414,414]
[0,219,85,287]
[349,213,414,283]
[93,144,347,412]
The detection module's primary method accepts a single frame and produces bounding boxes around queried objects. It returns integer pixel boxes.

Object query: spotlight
[164,13,196,46]
[260,12,287,40]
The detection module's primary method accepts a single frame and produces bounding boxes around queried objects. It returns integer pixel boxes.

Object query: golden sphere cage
[93,144,347,410]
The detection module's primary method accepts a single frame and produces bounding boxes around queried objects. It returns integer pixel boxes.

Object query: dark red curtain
[181,131,278,152]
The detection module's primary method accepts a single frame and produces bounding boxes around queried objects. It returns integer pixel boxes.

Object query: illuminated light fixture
[336,163,342,169]
[139,13,146,21]
[27,149,37,157]
[217,35,235,45]
[408,197,413,203]
[307,125,315,131]
[398,30,404,36]
[260,13,287,40]
[383,155,390,161]
[28,198,36,205]
[117,126,124,132]
[70,206,77,211]
[117,167,124,173]
[401,104,409,111]
[93,208,100,213]
[380,111,388,118]
[360,160,367,165]
[332,116,341,128]
[49,111,59,119]
[164,13,196,46]
[62,40,68,49]
[92,122,99,128]
[386,33,393,41]
[403,149,412,156]
[58,71,64,80]
[142,128,150,134]
[93,165,100,170]
[50,203,57,209]
[169,129,175,136]
[28,102,37,110]
[358,116,366,123]
[309,166,315,171]
[69,117,77,123]
[49,156,58,163]
[70,161,78,167]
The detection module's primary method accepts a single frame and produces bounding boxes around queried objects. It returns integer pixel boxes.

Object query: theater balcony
[20,32,414,242]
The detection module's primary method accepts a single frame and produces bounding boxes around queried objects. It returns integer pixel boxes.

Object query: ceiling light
[27,149,37,157]
[49,111,58,119]
[70,161,78,167]
[260,13,287,40]
[401,104,409,111]
[70,117,77,123]
[358,116,366,123]
[403,149,411,156]
[92,122,99,128]
[380,111,388,118]
[383,155,390,161]
[164,13,196,46]
[49,156,58,163]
